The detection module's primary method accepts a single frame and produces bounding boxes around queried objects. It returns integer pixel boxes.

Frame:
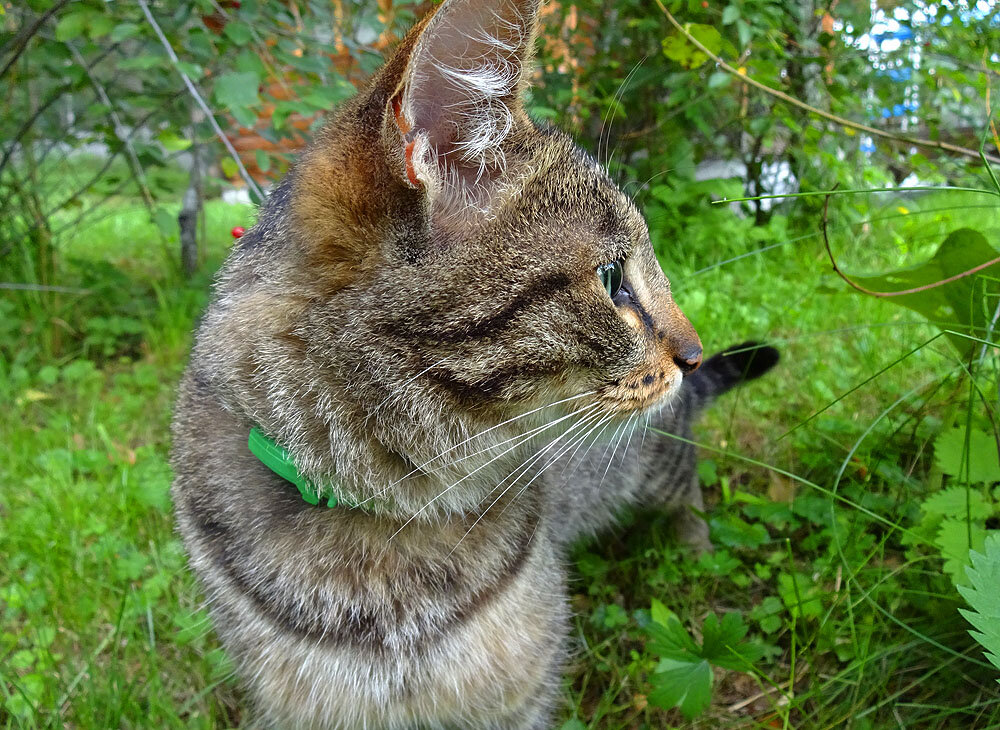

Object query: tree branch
[653,0,1000,167]
[821,190,1000,298]
[0,0,71,81]
[65,42,156,212]
[137,0,265,201]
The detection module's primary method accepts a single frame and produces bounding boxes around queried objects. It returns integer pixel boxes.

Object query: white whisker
[598,415,630,467]
[386,403,598,538]
[601,413,637,487]
[558,411,615,477]
[483,405,603,505]
[355,390,596,507]
[365,356,452,425]
[499,410,616,521]
[599,56,646,166]
[448,406,603,555]
[620,413,640,465]
[639,410,650,456]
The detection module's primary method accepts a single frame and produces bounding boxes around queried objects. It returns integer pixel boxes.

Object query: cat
[170,0,779,728]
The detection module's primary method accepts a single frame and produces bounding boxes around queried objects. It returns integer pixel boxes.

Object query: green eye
[597,259,624,298]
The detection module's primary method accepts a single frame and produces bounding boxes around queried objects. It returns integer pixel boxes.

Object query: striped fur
[171,1,778,727]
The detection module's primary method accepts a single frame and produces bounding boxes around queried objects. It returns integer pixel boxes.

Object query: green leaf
[281,52,331,75]
[921,486,993,521]
[759,615,781,634]
[661,24,722,69]
[301,81,356,110]
[645,605,764,718]
[157,130,192,152]
[119,54,163,71]
[934,427,1000,485]
[647,607,700,658]
[707,71,731,89]
[649,657,713,719]
[230,105,258,129]
[847,229,1000,356]
[176,61,204,81]
[220,157,239,179]
[650,597,672,627]
[9,649,36,670]
[710,514,769,548]
[722,5,740,24]
[697,459,718,487]
[702,612,766,670]
[87,14,114,40]
[701,612,746,659]
[254,148,271,173]
[235,48,267,77]
[272,100,314,130]
[54,10,89,41]
[777,572,823,619]
[935,520,988,583]
[151,207,176,239]
[735,19,752,48]
[600,603,629,629]
[214,71,261,111]
[110,22,140,43]
[224,21,253,46]
[958,533,1000,679]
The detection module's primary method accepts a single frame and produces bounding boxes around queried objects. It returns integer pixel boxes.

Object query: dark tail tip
[688,341,779,400]
[713,341,780,382]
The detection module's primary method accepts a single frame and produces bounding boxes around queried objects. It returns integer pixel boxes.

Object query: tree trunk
[178,143,202,277]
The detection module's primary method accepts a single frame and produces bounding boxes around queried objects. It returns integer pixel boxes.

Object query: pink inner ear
[392,94,421,188]
[404,141,420,188]
[399,0,537,191]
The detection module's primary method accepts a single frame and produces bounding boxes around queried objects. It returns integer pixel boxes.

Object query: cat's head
[286,0,701,427]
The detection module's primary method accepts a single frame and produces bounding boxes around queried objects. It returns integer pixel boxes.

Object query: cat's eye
[597,259,624,299]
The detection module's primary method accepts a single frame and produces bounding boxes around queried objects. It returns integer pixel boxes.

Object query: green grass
[2,180,999,728]
[2,187,250,727]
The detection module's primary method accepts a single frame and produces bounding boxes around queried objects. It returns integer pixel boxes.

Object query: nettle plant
[960,534,1000,680]
[910,411,1000,587]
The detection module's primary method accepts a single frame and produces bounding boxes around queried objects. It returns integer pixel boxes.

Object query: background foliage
[2,0,1000,727]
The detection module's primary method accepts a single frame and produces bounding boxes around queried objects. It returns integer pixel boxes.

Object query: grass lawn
[2,179,999,728]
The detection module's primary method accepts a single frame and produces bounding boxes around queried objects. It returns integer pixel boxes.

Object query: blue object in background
[873,27,915,44]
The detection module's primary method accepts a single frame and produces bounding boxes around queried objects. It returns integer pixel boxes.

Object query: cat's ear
[390,0,540,211]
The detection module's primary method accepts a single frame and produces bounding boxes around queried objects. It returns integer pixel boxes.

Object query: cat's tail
[685,341,779,407]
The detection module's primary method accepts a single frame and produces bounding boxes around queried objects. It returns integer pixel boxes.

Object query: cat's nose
[673,345,703,375]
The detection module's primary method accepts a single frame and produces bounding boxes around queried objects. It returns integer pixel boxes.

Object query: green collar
[248,427,343,508]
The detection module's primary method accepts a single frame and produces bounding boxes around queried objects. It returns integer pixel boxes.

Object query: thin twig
[36,91,184,223]
[0,81,74,179]
[727,678,794,713]
[137,0,265,201]
[652,0,1000,166]
[0,41,115,180]
[820,190,1000,297]
[0,283,91,294]
[65,42,156,212]
[0,0,71,81]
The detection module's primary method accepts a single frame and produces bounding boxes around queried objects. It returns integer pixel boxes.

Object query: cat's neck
[290,401,551,520]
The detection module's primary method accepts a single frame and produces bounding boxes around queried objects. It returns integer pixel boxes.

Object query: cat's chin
[597,368,685,415]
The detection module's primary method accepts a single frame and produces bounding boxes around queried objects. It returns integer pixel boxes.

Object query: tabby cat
[170,0,779,727]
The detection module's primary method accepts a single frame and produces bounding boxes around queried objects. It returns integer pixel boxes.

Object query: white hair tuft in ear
[400,0,537,202]
[435,58,518,177]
